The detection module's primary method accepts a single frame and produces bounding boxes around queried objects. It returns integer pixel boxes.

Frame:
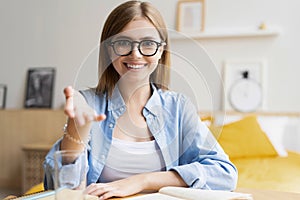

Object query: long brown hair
[96,1,170,97]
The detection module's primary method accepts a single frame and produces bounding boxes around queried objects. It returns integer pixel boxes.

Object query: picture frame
[24,67,56,108]
[176,0,206,33]
[222,60,267,112]
[0,84,7,109]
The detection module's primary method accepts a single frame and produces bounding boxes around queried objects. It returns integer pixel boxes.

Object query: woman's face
[108,17,164,83]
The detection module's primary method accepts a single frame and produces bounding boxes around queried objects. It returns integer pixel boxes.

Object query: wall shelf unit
[170,28,280,40]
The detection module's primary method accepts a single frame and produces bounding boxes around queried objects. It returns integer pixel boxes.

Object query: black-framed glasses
[108,40,166,56]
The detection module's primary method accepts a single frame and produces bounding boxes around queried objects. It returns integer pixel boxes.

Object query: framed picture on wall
[24,67,56,108]
[176,0,206,33]
[0,84,7,109]
[222,60,267,112]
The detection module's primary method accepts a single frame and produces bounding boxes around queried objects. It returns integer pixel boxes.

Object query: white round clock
[229,71,262,112]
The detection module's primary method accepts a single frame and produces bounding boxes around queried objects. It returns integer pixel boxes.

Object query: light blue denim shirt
[44,84,237,191]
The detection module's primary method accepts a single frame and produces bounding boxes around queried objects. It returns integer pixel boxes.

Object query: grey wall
[1,0,299,112]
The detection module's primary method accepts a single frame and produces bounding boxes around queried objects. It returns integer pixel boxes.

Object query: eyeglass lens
[111,40,163,56]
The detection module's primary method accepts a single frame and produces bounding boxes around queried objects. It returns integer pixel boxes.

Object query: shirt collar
[144,83,162,117]
[108,85,126,112]
[107,83,163,117]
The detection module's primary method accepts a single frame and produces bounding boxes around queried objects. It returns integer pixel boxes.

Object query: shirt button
[101,155,105,160]
[120,107,124,112]
[109,123,114,128]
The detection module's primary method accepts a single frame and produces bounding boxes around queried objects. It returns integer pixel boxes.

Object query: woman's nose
[130,44,143,58]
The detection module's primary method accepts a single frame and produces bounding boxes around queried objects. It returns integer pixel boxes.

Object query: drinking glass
[54,150,87,200]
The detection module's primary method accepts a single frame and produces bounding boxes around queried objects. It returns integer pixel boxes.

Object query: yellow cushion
[211,115,278,158]
[24,182,44,195]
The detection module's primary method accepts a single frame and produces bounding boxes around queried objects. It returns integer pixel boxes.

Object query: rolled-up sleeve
[170,97,238,190]
[43,139,62,190]
[170,144,238,190]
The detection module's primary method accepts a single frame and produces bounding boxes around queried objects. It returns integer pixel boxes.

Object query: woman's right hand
[61,86,106,144]
[63,86,106,137]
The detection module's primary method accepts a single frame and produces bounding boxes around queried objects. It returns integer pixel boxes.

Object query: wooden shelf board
[170,28,280,40]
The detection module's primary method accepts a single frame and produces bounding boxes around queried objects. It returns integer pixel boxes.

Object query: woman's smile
[124,62,147,70]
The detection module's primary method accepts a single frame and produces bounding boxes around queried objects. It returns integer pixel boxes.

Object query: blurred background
[1,0,300,111]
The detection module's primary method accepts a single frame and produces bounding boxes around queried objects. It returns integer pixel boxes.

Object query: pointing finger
[94,114,106,121]
[64,86,75,118]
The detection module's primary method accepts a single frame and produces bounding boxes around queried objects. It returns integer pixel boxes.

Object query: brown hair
[96,0,170,97]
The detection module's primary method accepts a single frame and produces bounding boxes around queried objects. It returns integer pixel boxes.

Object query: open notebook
[128,187,253,200]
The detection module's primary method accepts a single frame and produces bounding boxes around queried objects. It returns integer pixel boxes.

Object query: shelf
[169,28,280,40]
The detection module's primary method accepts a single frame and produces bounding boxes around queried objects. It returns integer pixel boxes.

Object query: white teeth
[127,64,145,69]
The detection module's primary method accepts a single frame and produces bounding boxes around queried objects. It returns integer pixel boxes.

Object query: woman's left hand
[85,174,147,199]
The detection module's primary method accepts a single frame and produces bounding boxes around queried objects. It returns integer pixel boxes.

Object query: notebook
[127,186,253,200]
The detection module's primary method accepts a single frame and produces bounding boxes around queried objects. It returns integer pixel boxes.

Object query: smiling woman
[43,1,237,199]
[106,18,165,86]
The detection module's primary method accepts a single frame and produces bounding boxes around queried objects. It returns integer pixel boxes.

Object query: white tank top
[99,137,165,183]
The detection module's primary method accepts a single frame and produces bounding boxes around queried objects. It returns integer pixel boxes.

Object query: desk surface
[236,188,300,200]
[7,188,300,200]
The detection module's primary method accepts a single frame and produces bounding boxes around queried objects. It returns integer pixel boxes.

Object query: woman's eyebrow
[114,36,132,40]
[113,35,159,41]
[140,36,158,40]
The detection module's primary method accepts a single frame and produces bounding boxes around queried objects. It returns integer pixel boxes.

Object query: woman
[44,1,237,199]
